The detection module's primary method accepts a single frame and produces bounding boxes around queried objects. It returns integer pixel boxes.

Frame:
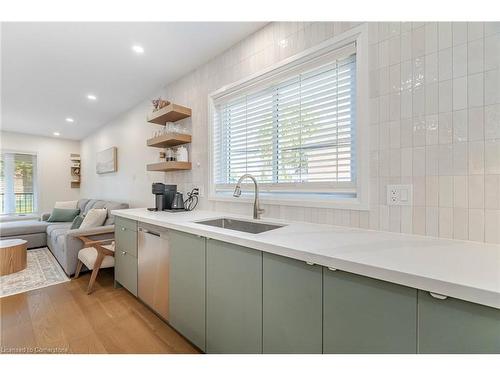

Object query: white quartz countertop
[112,208,500,309]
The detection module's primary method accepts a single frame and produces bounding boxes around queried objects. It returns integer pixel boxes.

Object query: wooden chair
[74,236,115,294]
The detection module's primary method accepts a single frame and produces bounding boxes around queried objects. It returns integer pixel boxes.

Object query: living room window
[0,152,38,215]
[209,25,369,209]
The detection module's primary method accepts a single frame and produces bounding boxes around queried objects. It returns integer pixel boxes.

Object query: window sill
[209,192,369,211]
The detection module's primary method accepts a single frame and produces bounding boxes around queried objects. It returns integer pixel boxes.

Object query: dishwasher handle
[138,227,161,237]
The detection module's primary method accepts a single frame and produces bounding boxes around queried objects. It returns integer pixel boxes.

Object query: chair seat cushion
[0,220,50,236]
[78,247,114,270]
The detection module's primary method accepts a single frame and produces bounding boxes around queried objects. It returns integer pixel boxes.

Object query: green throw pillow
[47,208,80,222]
[70,214,84,229]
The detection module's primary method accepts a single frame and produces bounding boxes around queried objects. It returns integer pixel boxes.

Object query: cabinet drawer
[115,250,138,297]
[169,230,206,351]
[115,217,137,232]
[206,239,262,354]
[115,225,137,257]
[418,290,500,353]
[323,269,417,353]
[263,253,322,354]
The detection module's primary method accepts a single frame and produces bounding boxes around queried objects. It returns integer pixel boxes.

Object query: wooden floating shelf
[146,161,192,172]
[147,133,192,148]
[147,103,192,124]
[71,181,80,188]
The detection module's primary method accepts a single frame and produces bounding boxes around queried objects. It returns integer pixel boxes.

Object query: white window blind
[213,48,357,195]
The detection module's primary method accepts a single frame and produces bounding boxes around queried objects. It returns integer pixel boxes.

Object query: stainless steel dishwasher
[137,223,170,321]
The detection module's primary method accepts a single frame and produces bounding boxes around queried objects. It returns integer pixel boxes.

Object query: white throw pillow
[54,200,78,209]
[80,208,107,229]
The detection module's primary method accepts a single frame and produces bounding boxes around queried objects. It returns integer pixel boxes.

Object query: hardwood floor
[0,269,200,354]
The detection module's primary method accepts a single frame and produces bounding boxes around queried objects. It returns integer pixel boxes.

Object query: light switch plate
[387,184,413,206]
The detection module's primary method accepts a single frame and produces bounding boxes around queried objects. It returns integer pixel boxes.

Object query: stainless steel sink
[195,217,285,234]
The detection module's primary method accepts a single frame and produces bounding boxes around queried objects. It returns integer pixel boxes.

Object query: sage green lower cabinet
[262,253,323,353]
[417,290,500,353]
[115,250,138,296]
[169,230,206,351]
[323,269,417,353]
[114,218,138,296]
[206,239,262,354]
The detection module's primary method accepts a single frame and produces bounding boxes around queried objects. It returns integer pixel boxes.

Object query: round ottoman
[0,239,28,276]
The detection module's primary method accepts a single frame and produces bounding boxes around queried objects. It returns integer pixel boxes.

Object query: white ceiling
[1,22,266,140]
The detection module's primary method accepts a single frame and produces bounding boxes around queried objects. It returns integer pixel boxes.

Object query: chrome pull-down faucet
[233,174,265,220]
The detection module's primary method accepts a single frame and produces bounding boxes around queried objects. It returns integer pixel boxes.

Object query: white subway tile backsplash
[484,34,500,71]
[438,144,454,175]
[378,40,390,68]
[453,208,469,240]
[389,36,401,66]
[134,22,500,244]
[438,48,453,81]
[485,174,500,209]
[438,80,453,113]
[438,112,453,144]
[425,52,438,84]
[453,142,468,175]
[468,141,485,174]
[468,73,484,108]
[484,69,499,105]
[468,209,485,241]
[453,76,468,110]
[484,209,500,243]
[426,114,439,144]
[454,175,469,208]
[426,145,440,176]
[484,104,500,139]
[439,176,454,207]
[413,206,426,235]
[484,22,500,36]
[467,39,484,74]
[453,109,468,143]
[452,22,468,46]
[438,22,452,50]
[468,22,484,41]
[484,140,500,174]
[426,176,439,206]
[452,43,468,78]
[468,106,485,141]
[400,31,412,62]
[426,207,439,236]
[439,207,454,238]
[468,175,485,208]
[412,26,426,58]
[425,22,438,54]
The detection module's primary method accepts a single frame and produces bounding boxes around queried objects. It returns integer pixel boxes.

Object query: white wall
[80,102,167,209]
[0,131,81,213]
[81,22,500,244]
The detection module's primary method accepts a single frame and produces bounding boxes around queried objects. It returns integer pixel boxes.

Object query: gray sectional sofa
[0,199,128,275]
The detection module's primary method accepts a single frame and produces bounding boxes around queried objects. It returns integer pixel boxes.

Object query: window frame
[0,149,39,216]
[208,24,369,210]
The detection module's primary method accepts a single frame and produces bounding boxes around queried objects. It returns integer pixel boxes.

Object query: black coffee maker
[148,183,177,211]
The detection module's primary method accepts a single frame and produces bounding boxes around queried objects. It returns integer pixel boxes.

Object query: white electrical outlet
[387,184,413,206]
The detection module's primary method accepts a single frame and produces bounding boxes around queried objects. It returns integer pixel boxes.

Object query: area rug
[0,247,70,298]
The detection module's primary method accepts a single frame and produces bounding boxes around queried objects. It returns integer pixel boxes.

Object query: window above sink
[208,24,370,210]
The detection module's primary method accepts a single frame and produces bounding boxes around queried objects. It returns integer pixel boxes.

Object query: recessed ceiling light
[131,45,144,54]
[53,132,60,136]
[87,94,97,101]
[65,117,74,123]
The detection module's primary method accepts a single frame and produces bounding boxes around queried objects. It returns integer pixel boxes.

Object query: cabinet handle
[305,261,314,266]
[121,251,126,255]
[429,292,448,300]
[328,267,337,271]
[121,227,125,231]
